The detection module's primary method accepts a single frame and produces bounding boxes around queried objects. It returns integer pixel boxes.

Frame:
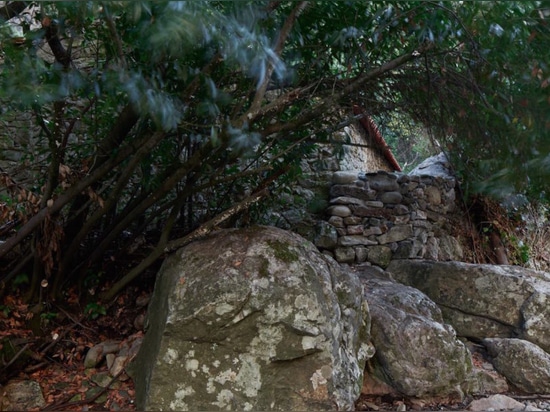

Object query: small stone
[343,216,362,225]
[467,394,526,411]
[365,201,384,208]
[334,247,356,263]
[378,191,403,204]
[378,225,413,245]
[332,171,360,184]
[393,204,409,215]
[327,205,352,217]
[106,353,116,370]
[84,345,104,369]
[328,216,344,228]
[330,196,366,206]
[363,227,382,237]
[355,247,368,263]
[367,245,393,268]
[346,225,363,235]
[338,235,377,247]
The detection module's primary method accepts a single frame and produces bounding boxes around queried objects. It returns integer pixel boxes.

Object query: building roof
[352,105,402,172]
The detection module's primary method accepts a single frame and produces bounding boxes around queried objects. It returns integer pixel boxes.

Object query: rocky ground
[2,278,550,411]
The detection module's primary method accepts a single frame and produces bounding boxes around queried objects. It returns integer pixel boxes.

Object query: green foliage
[84,302,106,320]
[0,1,549,300]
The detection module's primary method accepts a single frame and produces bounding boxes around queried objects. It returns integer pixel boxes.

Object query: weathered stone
[386,260,550,347]
[423,186,441,205]
[330,196,366,207]
[351,205,390,218]
[346,225,364,235]
[367,246,392,269]
[438,235,463,261]
[393,204,409,215]
[360,275,473,398]
[338,236,378,247]
[330,184,369,200]
[467,394,526,411]
[327,205,352,217]
[377,225,413,245]
[343,216,362,225]
[483,338,550,394]
[332,170,360,185]
[364,201,384,208]
[367,173,399,191]
[521,291,550,353]
[393,241,416,259]
[409,152,455,180]
[0,380,46,411]
[334,247,356,263]
[132,226,372,411]
[392,215,410,225]
[363,227,382,237]
[314,221,338,250]
[378,191,402,204]
[328,215,344,228]
[424,236,439,260]
[355,247,368,263]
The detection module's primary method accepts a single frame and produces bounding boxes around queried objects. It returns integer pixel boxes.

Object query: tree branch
[260,46,429,137]
[100,188,270,301]
[241,1,309,125]
[0,133,156,259]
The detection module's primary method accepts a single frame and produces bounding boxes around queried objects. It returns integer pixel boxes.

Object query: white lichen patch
[212,359,221,368]
[206,377,216,394]
[212,389,234,409]
[185,359,199,372]
[202,364,210,374]
[310,369,328,390]
[235,354,262,398]
[263,301,293,322]
[248,324,283,360]
[302,335,322,351]
[169,384,195,411]
[215,302,235,315]
[243,401,254,411]
[214,368,237,385]
[163,348,179,365]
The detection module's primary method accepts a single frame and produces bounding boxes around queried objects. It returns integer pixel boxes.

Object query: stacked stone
[317,170,463,266]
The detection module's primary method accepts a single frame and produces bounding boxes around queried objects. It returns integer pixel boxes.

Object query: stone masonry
[316,170,465,267]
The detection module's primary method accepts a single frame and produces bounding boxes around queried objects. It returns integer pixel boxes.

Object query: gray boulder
[483,338,550,394]
[356,266,473,398]
[131,226,372,411]
[409,152,454,180]
[0,380,45,411]
[386,260,550,352]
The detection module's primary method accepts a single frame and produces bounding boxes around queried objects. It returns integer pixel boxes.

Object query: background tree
[0,1,548,304]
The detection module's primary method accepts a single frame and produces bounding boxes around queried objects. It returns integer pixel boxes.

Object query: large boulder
[409,152,454,180]
[483,338,550,394]
[386,260,550,352]
[356,265,473,398]
[130,226,373,411]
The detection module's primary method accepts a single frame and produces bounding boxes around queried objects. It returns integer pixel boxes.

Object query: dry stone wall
[317,169,465,267]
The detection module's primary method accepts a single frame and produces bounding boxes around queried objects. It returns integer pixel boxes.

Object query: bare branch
[261,46,430,137]
[100,188,270,302]
[241,1,309,125]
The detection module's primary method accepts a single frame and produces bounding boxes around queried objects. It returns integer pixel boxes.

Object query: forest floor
[0,277,155,411]
[1,271,548,411]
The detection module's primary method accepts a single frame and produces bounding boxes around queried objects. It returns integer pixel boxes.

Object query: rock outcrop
[131,226,372,411]
[386,260,550,353]
[483,338,550,394]
[357,265,473,398]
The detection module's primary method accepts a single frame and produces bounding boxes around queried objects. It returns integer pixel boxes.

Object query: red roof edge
[352,105,402,172]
